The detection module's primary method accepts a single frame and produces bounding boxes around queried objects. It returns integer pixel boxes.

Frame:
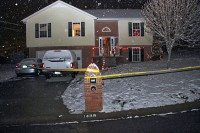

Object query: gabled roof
[85,9,143,20]
[22,0,97,23]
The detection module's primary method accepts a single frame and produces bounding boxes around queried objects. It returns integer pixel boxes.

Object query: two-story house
[22,0,153,69]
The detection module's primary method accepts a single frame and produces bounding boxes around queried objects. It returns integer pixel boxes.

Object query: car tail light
[16,64,19,68]
[39,63,44,68]
[41,63,45,68]
[70,63,73,68]
[32,64,36,67]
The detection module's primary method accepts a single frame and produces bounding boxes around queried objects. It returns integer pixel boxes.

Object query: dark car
[15,58,44,77]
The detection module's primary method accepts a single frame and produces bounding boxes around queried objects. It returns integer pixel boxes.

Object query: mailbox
[90,78,96,83]
[84,63,102,112]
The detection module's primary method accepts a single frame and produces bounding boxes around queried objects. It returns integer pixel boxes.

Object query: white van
[42,50,78,79]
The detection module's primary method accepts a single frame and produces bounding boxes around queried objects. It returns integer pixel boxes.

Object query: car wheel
[45,74,51,79]
[75,71,79,74]
[71,73,76,78]
[16,73,21,77]
[35,70,41,76]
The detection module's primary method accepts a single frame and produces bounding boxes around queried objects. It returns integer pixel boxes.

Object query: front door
[99,36,116,56]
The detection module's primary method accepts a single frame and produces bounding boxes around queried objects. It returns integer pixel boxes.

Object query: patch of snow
[62,51,200,114]
[52,3,67,8]
[62,70,200,114]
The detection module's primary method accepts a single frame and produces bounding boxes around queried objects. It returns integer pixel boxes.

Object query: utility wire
[0,21,23,26]
[0,26,21,32]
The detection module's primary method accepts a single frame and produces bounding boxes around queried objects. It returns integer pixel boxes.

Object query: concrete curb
[1,101,200,125]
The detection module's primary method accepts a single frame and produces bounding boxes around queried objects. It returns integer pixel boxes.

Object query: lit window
[128,22,144,37]
[72,23,80,37]
[133,23,140,36]
[68,22,85,37]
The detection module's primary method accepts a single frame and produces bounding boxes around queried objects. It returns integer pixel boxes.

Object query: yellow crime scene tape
[84,65,200,79]
[42,68,89,72]
[41,66,200,79]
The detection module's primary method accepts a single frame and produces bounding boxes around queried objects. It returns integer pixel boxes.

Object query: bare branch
[142,0,200,68]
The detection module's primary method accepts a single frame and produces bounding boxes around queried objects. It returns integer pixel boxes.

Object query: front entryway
[98,36,117,56]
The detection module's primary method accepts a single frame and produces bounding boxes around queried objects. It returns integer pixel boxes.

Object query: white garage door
[36,51,46,59]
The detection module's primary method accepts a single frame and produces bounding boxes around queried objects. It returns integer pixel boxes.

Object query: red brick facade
[95,20,118,41]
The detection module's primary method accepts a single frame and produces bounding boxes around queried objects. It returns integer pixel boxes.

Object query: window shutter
[141,48,144,61]
[141,22,144,36]
[35,23,39,38]
[68,22,72,37]
[128,22,132,36]
[48,23,51,37]
[81,22,85,36]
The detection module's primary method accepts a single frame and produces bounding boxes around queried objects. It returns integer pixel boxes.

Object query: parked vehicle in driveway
[15,58,44,77]
[42,50,78,79]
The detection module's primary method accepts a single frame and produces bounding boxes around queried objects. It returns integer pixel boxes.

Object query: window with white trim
[73,23,80,36]
[133,23,140,36]
[68,22,85,37]
[128,22,144,37]
[128,47,141,62]
[35,23,51,38]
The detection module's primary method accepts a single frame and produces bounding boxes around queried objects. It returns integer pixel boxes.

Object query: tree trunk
[167,46,172,69]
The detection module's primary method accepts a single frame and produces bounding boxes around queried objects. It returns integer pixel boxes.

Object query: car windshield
[43,51,72,61]
[44,57,71,61]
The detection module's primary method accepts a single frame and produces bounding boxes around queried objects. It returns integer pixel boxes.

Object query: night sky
[0,0,146,56]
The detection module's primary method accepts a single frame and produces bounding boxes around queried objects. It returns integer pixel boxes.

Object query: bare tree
[142,0,200,68]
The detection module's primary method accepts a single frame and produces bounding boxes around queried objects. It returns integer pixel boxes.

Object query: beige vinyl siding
[118,19,153,46]
[26,7,95,48]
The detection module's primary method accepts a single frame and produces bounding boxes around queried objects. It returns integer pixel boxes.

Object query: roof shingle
[84,9,143,19]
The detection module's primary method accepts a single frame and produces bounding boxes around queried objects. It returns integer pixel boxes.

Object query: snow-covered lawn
[62,50,200,114]
[62,70,200,114]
